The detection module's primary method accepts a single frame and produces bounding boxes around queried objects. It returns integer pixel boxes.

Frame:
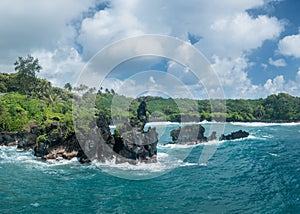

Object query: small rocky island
[167,124,249,145]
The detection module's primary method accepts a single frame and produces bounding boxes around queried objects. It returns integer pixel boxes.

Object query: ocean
[1,122,300,213]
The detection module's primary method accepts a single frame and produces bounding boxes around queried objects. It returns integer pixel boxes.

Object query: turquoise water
[1,123,300,213]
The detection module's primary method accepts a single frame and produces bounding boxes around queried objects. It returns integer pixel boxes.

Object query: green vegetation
[1,55,300,134]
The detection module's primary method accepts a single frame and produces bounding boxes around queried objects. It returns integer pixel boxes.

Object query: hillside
[1,74,300,134]
[1,55,300,134]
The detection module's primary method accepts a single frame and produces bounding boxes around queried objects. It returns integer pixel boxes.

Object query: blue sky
[0,0,300,99]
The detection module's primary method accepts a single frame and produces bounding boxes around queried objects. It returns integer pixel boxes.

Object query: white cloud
[33,46,85,86]
[0,0,293,99]
[206,12,283,57]
[278,31,300,58]
[0,0,94,71]
[211,55,260,98]
[149,76,156,84]
[78,0,284,59]
[264,75,284,93]
[75,0,285,99]
[268,57,286,67]
[261,70,300,97]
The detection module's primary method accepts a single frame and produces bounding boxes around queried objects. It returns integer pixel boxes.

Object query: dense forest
[1,55,300,133]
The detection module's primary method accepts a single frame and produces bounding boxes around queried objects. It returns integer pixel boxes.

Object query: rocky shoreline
[0,101,252,164]
[0,123,249,163]
[0,101,159,164]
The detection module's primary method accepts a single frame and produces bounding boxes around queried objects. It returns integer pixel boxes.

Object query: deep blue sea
[1,122,300,213]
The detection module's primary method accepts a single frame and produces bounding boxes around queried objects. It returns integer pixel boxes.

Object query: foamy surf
[268,152,279,157]
[89,151,202,180]
[231,122,300,127]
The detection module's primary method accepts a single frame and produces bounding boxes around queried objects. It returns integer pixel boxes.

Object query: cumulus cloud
[74,0,285,99]
[0,0,293,99]
[32,46,85,86]
[264,75,285,94]
[205,12,283,58]
[77,0,284,59]
[268,57,286,67]
[261,68,300,97]
[211,55,260,98]
[278,31,300,58]
[0,0,94,71]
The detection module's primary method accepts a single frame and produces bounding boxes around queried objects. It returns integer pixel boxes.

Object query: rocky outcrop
[0,131,36,149]
[33,121,88,162]
[70,100,158,164]
[219,130,249,141]
[113,122,158,163]
[167,125,249,145]
[170,124,207,145]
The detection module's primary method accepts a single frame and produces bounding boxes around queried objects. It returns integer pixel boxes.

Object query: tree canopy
[14,55,42,94]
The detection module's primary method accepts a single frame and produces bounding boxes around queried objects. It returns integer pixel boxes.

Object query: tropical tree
[64,83,72,91]
[14,55,42,94]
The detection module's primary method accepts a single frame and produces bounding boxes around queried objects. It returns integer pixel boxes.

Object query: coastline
[145,120,300,126]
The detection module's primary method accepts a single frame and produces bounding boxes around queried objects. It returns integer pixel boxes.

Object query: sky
[0,0,300,99]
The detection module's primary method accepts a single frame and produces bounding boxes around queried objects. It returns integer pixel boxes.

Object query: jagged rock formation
[170,124,207,145]
[33,122,85,161]
[219,130,249,141]
[113,122,158,163]
[34,100,158,164]
[109,100,158,163]
[167,125,249,145]
[0,100,158,164]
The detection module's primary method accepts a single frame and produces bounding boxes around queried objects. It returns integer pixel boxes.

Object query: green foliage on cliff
[1,55,300,133]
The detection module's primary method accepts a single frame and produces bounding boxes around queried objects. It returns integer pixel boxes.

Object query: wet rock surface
[219,130,249,141]
[170,124,207,145]
[1,99,248,164]
[74,101,158,164]
[167,125,249,145]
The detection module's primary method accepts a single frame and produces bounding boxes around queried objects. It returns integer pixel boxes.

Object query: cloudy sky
[1,0,300,99]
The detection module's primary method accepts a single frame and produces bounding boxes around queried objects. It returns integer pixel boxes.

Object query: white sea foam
[160,140,223,149]
[45,157,79,166]
[89,150,203,180]
[246,135,267,141]
[160,143,199,149]
[0,146,80,171]
[268,152,279,157]
[0,144,206,180]
[30,203,40,208]
[146,121,178,126]
[179,162,198,167]
[231,122,300,127]
[146,121,224,127]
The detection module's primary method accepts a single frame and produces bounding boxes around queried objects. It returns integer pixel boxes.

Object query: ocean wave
[159,143,200,149]
[159,140,223,149]
[89,151,203,180]
[268,152,279,157]
[145,120,223,127]
[0,145,206,180]
[230,122,300,127]
[0,146,80,169]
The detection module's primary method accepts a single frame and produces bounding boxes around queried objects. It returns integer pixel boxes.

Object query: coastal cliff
[0,100,158,164]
